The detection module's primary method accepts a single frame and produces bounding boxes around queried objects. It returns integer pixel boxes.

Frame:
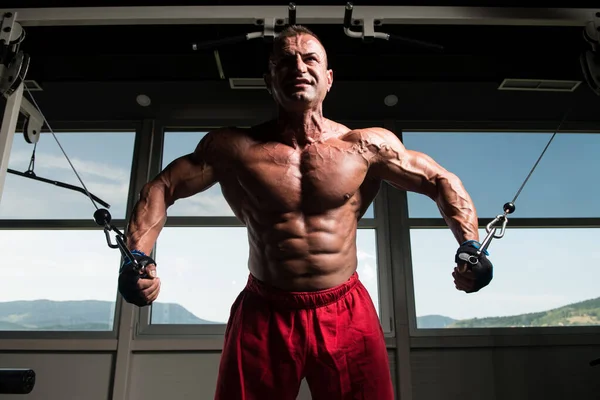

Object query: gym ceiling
[3,1,600,125]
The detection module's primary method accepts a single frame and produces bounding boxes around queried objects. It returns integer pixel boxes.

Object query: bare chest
[229,141,371,213]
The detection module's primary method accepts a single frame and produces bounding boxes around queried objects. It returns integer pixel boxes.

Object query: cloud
[9,151,129,184]
[0,173,130,219]
[169,189,235,216]
[0,230,121,302]
[357,249,376,261]
[358,262,377,283]
[477,292,569,309]
[161,255,194,278]
[84,181,130,204]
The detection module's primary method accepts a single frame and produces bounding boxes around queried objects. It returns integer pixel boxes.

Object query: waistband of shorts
[244,272,359,309]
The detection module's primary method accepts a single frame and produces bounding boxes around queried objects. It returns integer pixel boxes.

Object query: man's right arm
[125,131,220,255]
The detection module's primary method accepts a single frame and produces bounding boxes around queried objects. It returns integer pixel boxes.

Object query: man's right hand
[118,251,161,307]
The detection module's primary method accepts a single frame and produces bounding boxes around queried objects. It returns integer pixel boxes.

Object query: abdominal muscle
[245,206,360,291]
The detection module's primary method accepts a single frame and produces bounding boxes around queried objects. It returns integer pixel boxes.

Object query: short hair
[274,25,323,46]
[269,24,328,68]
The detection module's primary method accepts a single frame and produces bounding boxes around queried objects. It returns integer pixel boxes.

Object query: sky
[0,128,599,329]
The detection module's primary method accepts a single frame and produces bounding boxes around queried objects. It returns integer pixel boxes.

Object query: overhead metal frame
[0,11,44,206]
[0,6,597,27]
[0,79,85,208]
[0,81,22,205]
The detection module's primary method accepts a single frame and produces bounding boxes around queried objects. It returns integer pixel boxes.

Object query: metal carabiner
[476,201,515,257]
[461,215,506,265]
[478,214,509,255]
[94,208,141,271]
[462,202,515,265]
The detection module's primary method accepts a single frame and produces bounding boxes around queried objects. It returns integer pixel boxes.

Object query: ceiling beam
[1,6,597,27]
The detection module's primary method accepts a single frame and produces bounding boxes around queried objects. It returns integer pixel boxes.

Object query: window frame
[136,119,397,338]
[397,122,600,346]
[0,120,145,340]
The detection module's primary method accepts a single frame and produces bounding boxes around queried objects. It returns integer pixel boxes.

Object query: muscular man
[118,25,493,400]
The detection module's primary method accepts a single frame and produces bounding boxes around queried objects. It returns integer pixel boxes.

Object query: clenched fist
[453,240,493,293]
[118,250,161,307]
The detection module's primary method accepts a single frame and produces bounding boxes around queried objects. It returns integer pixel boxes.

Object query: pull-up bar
[189,2,445,52]
[0,5,596,28]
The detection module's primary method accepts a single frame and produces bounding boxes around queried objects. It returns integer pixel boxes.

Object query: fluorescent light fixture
[498,78,581,92]
[229,78,267,89]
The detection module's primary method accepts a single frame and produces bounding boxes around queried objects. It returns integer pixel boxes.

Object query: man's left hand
[453,241,493,293]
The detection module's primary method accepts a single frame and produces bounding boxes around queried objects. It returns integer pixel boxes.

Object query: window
[404,130,600,330]
[403,132,600,219]
[161,131,234,217]
[411,227,600,329]
[150,227,380,325]
[143,130,385,331]
[0,130,136,332]
[1,131,135,220]
[0,230,121,331]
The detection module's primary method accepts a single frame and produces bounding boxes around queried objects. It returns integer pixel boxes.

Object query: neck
[276,106,327,147]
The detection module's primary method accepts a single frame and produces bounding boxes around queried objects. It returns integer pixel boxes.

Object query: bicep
[369,131,446,198]
[159,154,216,202]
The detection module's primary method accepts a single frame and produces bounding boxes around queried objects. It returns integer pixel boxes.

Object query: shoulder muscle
[343,127,407,165]
[193,126,247,163]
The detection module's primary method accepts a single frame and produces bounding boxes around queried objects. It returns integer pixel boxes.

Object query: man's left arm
[365,128,478,244]
[364,128,492,293]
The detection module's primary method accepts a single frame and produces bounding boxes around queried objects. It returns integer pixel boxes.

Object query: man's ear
[263,73,272,94]
[326,69,333,92]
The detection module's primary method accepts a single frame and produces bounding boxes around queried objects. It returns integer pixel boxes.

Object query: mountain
[448,296,600,328]
[417,296,600,329]
[417,315,456,328]
[151,303,221,325]
[3,295,600,331]
[0,300,219,330]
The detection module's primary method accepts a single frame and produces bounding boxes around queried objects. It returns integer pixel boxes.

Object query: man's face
[265,33,333,111]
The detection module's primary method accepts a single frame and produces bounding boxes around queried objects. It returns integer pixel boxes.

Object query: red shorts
[214,272,394,400]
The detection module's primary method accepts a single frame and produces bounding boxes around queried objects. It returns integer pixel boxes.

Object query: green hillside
[417,315,456,328]
[0,300,219,330]
[2,296,599,331]
[448,296,600,328]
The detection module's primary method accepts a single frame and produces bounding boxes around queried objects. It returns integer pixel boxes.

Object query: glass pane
[357,228,379,313]
[364,204,374,219]
[0,131,135,220]
[162,131,376,219]
[162,131,234,217]
[410,228,600,329]
[402,132,600,218]
[150,227,380,324]
[0,230,120,331]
